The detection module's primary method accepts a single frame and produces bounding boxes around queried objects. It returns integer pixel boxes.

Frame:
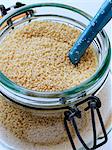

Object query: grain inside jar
[0,21,97,92]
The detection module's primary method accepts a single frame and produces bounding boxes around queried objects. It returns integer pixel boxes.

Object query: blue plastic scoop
[69,0,112,65]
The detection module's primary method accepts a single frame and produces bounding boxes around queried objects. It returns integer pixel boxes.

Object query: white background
[0,0,111,150]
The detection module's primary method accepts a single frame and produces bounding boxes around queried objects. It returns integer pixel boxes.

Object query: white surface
[0,0,111,150]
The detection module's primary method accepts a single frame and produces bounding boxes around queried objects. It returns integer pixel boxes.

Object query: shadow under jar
[0,3,111,150]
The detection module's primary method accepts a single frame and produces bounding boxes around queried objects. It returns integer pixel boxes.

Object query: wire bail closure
[64,96,108,150]
[0,2,34,28]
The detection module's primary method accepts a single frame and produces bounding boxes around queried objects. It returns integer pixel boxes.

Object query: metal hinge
[0,2,34,28]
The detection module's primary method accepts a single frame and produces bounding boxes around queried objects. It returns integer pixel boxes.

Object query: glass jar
[0,2,111,150]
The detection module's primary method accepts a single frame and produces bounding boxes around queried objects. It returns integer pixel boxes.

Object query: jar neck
[0,69,109,109]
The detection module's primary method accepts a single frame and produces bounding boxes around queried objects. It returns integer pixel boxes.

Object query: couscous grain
[0,21,97,92]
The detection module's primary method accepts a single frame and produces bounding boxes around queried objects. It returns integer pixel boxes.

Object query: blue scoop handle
[69,0,112,65]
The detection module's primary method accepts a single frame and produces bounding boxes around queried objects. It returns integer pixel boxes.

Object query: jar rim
[0,3,111,104]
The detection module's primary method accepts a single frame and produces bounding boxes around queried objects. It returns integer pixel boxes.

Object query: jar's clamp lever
[0,2,34,27]
[64,96,108,150]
